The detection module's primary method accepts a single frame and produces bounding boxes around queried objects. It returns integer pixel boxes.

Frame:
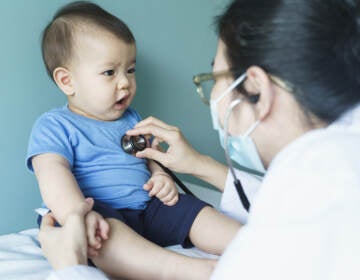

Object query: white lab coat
[47,104,360,280]
[212,103,360,280]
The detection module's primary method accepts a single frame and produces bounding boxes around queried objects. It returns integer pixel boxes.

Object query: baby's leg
[91,218,216,280]
[189,206,241,255]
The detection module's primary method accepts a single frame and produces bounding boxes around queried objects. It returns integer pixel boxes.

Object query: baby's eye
[103,70,115,76]
[127,67,136,74]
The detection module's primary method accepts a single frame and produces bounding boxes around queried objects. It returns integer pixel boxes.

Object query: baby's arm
[145,160,179,206]
[32,153,109,252]
[32,153,85,224]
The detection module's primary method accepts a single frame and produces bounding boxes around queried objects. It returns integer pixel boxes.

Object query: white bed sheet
[0,183,221,280]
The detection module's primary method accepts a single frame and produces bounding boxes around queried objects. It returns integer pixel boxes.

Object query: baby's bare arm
[32,153,85,225]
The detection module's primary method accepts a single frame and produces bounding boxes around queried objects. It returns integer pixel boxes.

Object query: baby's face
[67,30,137,121]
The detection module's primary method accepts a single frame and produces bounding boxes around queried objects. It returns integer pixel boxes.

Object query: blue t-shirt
[26,106,151,210]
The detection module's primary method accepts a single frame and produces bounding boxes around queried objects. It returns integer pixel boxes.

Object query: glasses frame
[193,70,236,105]
[193,69,295,105]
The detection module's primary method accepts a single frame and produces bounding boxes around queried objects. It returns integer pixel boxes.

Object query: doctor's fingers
[134,116,177,131]
[127,124,182,146]
[59,197,94,233]
[151,136,166,150]
[136,147,172,167]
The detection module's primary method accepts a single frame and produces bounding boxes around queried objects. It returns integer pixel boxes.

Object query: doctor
[41,0,360,279]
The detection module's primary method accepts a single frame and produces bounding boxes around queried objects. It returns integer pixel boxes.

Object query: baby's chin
[68,103,131,121]
[108,106,129,121]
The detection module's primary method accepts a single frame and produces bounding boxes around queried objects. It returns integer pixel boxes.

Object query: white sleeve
[46,265,109,280]
[220,169,262,224]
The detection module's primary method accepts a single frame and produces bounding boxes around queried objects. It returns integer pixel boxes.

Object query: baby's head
[42,1,138,121]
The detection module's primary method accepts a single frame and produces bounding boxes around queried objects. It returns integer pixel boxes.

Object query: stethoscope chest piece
[120,133,196,197]
[121,135,147,154]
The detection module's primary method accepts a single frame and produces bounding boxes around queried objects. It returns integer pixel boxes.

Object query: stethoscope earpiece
[248,94,260,104]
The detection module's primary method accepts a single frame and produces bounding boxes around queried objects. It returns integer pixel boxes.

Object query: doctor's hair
[41,1,135,81]
[216,0,360,123]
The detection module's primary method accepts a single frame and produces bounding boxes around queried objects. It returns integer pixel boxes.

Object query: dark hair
[42,1,135,80]
[216,0,360,123]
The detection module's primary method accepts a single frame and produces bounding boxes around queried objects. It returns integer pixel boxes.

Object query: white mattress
[0,183,221,279]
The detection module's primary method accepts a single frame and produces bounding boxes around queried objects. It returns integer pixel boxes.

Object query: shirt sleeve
[46,266,109,280]
[26,113,74,171]
[220,169,262,224]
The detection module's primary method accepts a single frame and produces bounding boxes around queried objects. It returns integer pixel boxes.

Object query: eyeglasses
[193,69,295,105]
[193,70,237,105]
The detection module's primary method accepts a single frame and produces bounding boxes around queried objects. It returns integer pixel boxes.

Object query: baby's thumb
[143,179,154,191]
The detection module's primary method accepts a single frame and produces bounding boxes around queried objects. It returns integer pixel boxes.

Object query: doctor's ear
[245,66,276,120]
[53,67,75,96]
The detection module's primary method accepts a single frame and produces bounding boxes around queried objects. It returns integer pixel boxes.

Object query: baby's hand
[144,173,179,206]
[85,210,110,257]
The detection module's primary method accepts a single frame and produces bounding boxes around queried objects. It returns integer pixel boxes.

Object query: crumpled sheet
[0,228,52,280]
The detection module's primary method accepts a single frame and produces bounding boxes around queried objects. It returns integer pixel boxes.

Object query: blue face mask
[221,117,266,174]
[210,73,266,174]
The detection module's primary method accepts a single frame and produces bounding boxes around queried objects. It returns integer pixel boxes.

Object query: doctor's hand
[126,117,203,175]
[38,198,94,270]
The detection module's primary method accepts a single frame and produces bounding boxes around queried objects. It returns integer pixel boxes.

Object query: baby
[26,1,240,279]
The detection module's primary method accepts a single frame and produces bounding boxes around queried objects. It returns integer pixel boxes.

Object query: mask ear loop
[224,99,251,212]
[211,73,248,130]
[214,72,247,103]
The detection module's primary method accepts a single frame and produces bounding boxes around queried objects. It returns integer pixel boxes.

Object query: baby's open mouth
[114,95,129,109]
[116,96,127,105]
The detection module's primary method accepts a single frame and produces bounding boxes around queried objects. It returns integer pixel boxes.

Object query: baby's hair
[41,1,135,81]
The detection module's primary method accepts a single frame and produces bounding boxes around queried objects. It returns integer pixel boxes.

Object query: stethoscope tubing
[153,160,196,197]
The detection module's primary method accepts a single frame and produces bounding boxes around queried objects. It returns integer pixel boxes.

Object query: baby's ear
[53,67,75,96]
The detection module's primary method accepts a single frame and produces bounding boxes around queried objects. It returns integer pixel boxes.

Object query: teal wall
[0,0,229,234]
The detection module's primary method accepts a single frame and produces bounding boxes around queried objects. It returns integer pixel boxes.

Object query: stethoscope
[121,134,196,197]
[224,99,251,212]
[121,132,254,212]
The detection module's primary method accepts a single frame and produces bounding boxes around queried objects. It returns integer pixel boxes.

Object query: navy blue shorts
[93,194,209,248]
[38,194,209,248]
